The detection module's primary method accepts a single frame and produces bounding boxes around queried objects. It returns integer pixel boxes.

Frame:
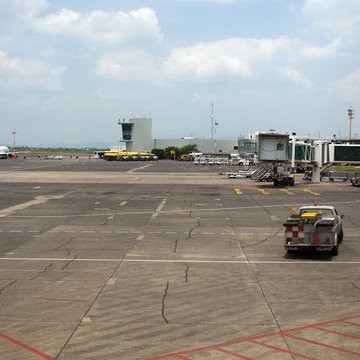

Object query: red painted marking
[0,332,54,360]
[158,354,189,360]
[342,319,360,326]
[213,346,255,359]
[248,339,315,360]
[149,353,191,360]
[313,325,360,340]
[147,314,360,360]
[284,333,360,357]
[147,330,281,359]
[285,314,360,333]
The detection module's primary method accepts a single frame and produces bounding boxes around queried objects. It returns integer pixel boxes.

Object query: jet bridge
[329,143,360,163]
[255,133,360,183]
[300,141,360,182]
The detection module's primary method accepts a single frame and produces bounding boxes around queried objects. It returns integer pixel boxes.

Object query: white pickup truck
[284,205,344,255]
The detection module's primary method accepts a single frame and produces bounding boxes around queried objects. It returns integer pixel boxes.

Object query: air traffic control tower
[118,117,153,152]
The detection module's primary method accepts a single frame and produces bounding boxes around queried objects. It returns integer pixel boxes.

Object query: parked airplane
[0,146,10,159]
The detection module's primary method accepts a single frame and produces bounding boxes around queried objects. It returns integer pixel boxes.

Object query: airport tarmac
[0,158,359,359]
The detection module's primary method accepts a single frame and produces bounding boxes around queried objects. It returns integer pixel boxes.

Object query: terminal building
[118,118,153,152]
[117,117,360,167]
[118,117,239,154]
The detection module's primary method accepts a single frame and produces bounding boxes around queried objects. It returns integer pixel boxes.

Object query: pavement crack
[162,281,170,324]
[31,263,53,280]
[222,193,295,358]
[351,282,360,292]
[56,256,126,358]
[185,264,189,283]
[243,228,282,248]
[0,280,17,294]
[173,238,179,253]
[61,255,77,270]
[188,217,200,239]
[55,238,73,250]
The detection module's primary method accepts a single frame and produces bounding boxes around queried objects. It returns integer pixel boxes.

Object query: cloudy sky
[0,0,359,147]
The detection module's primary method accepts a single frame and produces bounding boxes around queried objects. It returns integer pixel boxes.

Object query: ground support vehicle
[227,170,254,179]
[103,151,158,161]
[273,173,294,186]
[351,172,360,187]
[273,163,294,186]
[284,205,344,255]
[329,171,349,182]
[252,161,294,186]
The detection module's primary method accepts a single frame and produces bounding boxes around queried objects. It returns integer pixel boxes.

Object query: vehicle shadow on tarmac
[284,248,335,261]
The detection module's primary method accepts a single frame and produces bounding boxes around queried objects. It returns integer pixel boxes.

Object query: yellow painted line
[258,189,270,196]
[280,189,294,196]
[234,188,243,195]
[303,189,320,196]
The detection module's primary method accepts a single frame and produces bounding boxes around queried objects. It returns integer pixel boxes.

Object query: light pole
[210,103,214,140]
[348,107,354,140]
[210,103,219,152]
[11,131,16,149]
[291,132,296,171]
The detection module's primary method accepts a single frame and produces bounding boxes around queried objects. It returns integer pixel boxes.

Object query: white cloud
[299,38,341,58]
[0,0,48,18]
[163,36,337,82]
[13,0,48,18]
[0,0,47,32]
[95,35,339,86]
[0,50,65,90]
[34,7,163,45]
[302,0,360,36]
[172,0,240,3]
[164,39,252,80]
[95,51,163,85]
[277,66,313,86]
[330,68,360,101]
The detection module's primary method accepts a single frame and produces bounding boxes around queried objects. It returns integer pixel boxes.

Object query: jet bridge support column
[291,136,296,173]
[312,165,321,183]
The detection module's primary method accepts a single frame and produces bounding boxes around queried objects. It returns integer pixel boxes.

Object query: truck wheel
[273,179,278,187]
[338,228,344,243]
[289,178,295,186]
[331,245,338,256]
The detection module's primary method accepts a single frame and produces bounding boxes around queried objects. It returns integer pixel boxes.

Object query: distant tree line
[152,144,199,160]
